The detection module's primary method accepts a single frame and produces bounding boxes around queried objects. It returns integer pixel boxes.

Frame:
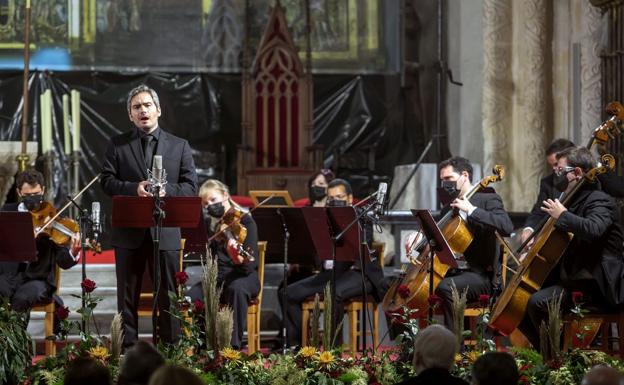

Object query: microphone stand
[67,196,93,334]
[276,208,290,353]
[151,182,165,345]
[328,198,378,352]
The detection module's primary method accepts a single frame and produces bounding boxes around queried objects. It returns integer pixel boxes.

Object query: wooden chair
[301,242,386,352]
[563,312,624,357]
[31,264,60,356]
[246,241,267,354]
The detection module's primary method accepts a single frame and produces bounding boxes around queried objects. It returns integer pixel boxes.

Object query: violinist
[187,179,259,350]
[404,157,513,329]
[518,147,624,349]
[0,169,81,314]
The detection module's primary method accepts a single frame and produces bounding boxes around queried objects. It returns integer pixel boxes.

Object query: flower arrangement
[9,274,624,385]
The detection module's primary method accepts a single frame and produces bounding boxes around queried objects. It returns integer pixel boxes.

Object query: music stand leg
[428,242,436,323]
[276,209,290,353]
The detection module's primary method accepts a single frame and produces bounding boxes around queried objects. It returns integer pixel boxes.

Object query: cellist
[518,146,624,349]
[404,156,513,329]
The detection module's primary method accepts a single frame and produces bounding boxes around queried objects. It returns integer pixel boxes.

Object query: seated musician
[186,179,260,350]
[405,156,513,329]
[518,146,624,349]
[282,178,386,347]
[307,169,335,207]
[521,138,624,245]
[0,169,81,313]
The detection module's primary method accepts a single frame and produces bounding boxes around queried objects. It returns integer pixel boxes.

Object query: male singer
[101,85,197,347]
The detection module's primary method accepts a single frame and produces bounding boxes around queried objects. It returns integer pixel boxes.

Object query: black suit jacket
[100,127,198,250]
[525,171,624,230]
[396,368,469,385]
[442,191,514,272]
[0,203,77,290]
[555,184,624,306]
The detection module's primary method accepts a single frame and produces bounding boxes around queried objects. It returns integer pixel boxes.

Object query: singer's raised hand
[137,181,153,197]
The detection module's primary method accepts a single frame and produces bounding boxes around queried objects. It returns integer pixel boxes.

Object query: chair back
[371,242,386,267]
[257,241,267,301]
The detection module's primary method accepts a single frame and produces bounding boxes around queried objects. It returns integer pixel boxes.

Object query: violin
[32,201,101,253]
[211,207,255,263]
[31,201,80,247]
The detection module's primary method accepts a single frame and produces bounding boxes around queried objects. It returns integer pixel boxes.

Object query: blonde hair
[199,179,243,211]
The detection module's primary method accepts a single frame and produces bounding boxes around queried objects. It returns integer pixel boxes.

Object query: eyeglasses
[554,166,575,176]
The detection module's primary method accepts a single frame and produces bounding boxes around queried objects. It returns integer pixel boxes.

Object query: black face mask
[327,199,347,207]
[441,180,459,199]
[206,201,225,218]
[553,172,571,192]
[309,185,326,202]
[22,194,43,211]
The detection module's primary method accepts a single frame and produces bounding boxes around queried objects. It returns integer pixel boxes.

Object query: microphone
[148,155,167,192]
[375,182,388,215]
[91,201,101,240]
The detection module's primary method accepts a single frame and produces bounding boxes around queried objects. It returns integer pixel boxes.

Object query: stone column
[510,0,550,211]
[482,0,513,203]
[580,1,603,146]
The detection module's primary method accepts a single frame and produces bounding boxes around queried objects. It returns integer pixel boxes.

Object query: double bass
[489,154,615,335]
[382,165,505,316]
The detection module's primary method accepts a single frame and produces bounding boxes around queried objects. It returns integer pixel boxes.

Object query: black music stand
[326,206,371,350]
[0,212,37,262]
[112,196,201,343]
[412,209,457,321]
[254,207,330,352]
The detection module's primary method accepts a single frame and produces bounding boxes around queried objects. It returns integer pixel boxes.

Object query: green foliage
[0,301,32,384]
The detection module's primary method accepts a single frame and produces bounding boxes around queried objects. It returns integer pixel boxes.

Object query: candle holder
[39,150,56,203]
[15,153,30,172]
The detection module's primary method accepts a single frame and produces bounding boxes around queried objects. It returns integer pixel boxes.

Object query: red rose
[478,294,490,307]
[55,305,70,320]
[571,291,583,305]
[397,284,411,299]
[428,294,442,307]
[175,271,189,286]
[193,299,205,315]
[81,278,97,293]
[519,375,530,384]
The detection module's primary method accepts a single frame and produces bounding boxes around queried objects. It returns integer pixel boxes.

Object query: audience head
[118,341,166,385]
[471,352,519,385]
[148,365,205,385]
[545,138,575,170]
[308,169,335,205]
[581,365,624,385]
[327,178,353,207]
[64,357,111,385]
[412,324,458,373]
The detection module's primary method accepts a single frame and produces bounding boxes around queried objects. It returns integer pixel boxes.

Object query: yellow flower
[455,353,462,363]
[298,346,317,358]
[465,350,481,363]
[221,347,242,361]
[88,346,110,362]
[317,351,335,365]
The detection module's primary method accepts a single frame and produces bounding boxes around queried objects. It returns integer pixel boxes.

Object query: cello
[489,154,616,335]
[382,165,505,316]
